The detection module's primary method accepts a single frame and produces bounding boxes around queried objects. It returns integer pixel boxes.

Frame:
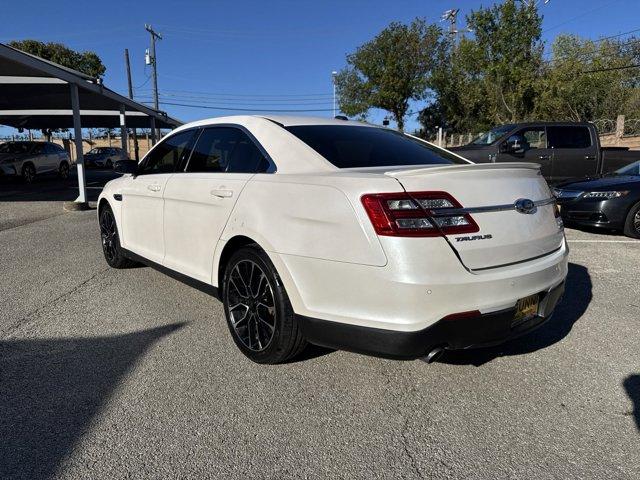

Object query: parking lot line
[567,239,640,243]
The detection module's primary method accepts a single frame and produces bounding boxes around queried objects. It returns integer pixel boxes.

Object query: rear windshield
[285,125,467,168]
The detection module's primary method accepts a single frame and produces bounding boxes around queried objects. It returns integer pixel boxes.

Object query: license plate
[514,294,539,323]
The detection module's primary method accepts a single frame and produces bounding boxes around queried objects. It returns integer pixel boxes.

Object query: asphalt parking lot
[1,172,639,479]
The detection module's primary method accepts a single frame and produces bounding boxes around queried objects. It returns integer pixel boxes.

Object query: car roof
[258,115,372,127]
[173,114,373,130]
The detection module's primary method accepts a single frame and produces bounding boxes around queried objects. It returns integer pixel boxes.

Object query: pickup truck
[450,122,640,184]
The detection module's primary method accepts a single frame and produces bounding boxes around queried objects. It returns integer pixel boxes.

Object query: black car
[553,161,640,238]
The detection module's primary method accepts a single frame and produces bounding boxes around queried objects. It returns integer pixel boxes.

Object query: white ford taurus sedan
[98,115,568,364]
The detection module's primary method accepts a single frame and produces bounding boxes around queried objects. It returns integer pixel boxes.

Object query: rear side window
[186,127,270,173]
[139,130,196,174]
[285,125,466,168]
[547,126,592,149]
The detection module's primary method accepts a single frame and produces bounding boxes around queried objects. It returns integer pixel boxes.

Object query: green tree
[335,19,444,131]
[536,34,640,121]
[423,0,543,135]
[8,40,106,78]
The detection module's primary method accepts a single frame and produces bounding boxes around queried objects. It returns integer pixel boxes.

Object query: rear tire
[222,245,307,364]
[623,201,640,239]
[99,204,135,268]
[21,163,35,184]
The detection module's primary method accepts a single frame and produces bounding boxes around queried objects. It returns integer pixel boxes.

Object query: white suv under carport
[0,141,71,183]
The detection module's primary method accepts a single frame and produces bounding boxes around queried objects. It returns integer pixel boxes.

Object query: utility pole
[441,9,472,46]
[124,48,139,161]
[145,24,162,138]
[331,71,338,118]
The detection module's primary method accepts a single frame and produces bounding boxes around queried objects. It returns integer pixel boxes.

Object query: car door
[119,129,197,264]
[162,126,272,282]
[43,143,61,172]
[548,125,598,183]
[497,126,553,177]
[29,143,49,173]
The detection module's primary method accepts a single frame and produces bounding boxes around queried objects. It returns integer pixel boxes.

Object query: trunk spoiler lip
[384,162,540,178]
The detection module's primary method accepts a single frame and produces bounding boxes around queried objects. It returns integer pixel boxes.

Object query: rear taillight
[361,191,479,237]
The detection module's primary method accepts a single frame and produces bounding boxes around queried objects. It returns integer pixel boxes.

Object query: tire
[99,204,135,268]
[21,163,35,184]
[222,245,307,364]
[623,201,640,239]
[58,161,70,179]
[105,159,113,169]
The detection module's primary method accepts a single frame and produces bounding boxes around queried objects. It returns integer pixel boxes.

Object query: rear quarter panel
[220,173,403,267]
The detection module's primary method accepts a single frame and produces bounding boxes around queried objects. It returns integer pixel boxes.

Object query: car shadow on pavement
[623,375,640,432]
[0,323,184,479]
[0,170,119,203]
[439,262,592,367]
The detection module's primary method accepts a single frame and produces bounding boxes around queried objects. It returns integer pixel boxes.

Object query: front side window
[517,127,546,151]
[43,143,59,154]
[31,143,45,154]
[547,126,592,149]
[186,127,270,173]
[285,125,467,168]
[471,124,515,146]
[138,130,196,175]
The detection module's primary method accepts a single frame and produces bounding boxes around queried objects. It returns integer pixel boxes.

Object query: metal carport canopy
[0,42,182,206]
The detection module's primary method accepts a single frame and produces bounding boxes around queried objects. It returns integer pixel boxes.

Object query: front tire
[222,246,307,364]
[21,163,35,184]
[99,205,135,268]
[59,161,70,179]
[623,201,640,239]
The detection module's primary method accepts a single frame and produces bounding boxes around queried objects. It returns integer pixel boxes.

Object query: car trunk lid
[386,163,563,271]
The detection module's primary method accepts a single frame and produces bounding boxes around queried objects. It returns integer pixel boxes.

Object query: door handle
[538,155,551,160]
[211,189,233,198]
[585,155,596,160]
[147,184,161,192]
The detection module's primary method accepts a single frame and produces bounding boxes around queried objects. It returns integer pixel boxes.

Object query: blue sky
[2,0,639,133]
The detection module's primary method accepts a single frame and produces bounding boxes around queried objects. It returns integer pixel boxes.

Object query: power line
[543,36,640,63]
[582,63,640,74]
[135,93,334,106]
[135,88,333,99]
[542,0,622,33]
[153,101,334,113]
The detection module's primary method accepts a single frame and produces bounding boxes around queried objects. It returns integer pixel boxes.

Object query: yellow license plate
[514,294,539,322]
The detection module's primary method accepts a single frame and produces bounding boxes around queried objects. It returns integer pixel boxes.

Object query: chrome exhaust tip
[422,346,445,364]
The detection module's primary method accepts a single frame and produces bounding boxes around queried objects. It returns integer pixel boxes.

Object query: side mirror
[114,159,138,175]
[500,135,524,154]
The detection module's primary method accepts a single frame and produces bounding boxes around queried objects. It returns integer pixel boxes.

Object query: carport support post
[150,117,157,145]
[119,104,128,157]
[66,83,89,210]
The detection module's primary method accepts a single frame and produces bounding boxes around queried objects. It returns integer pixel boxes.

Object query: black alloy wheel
[22,164,35,184]
[223,246,306,364]
[59,162,70,179]
[624,202,640,239]
[99,205,134,268]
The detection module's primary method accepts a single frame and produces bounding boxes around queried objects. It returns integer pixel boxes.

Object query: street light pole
[331,71,338,118]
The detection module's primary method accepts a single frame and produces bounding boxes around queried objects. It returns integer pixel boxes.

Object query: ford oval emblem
[515,198,536,214]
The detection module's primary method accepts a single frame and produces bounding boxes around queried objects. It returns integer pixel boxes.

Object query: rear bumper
[298,281,565,360]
